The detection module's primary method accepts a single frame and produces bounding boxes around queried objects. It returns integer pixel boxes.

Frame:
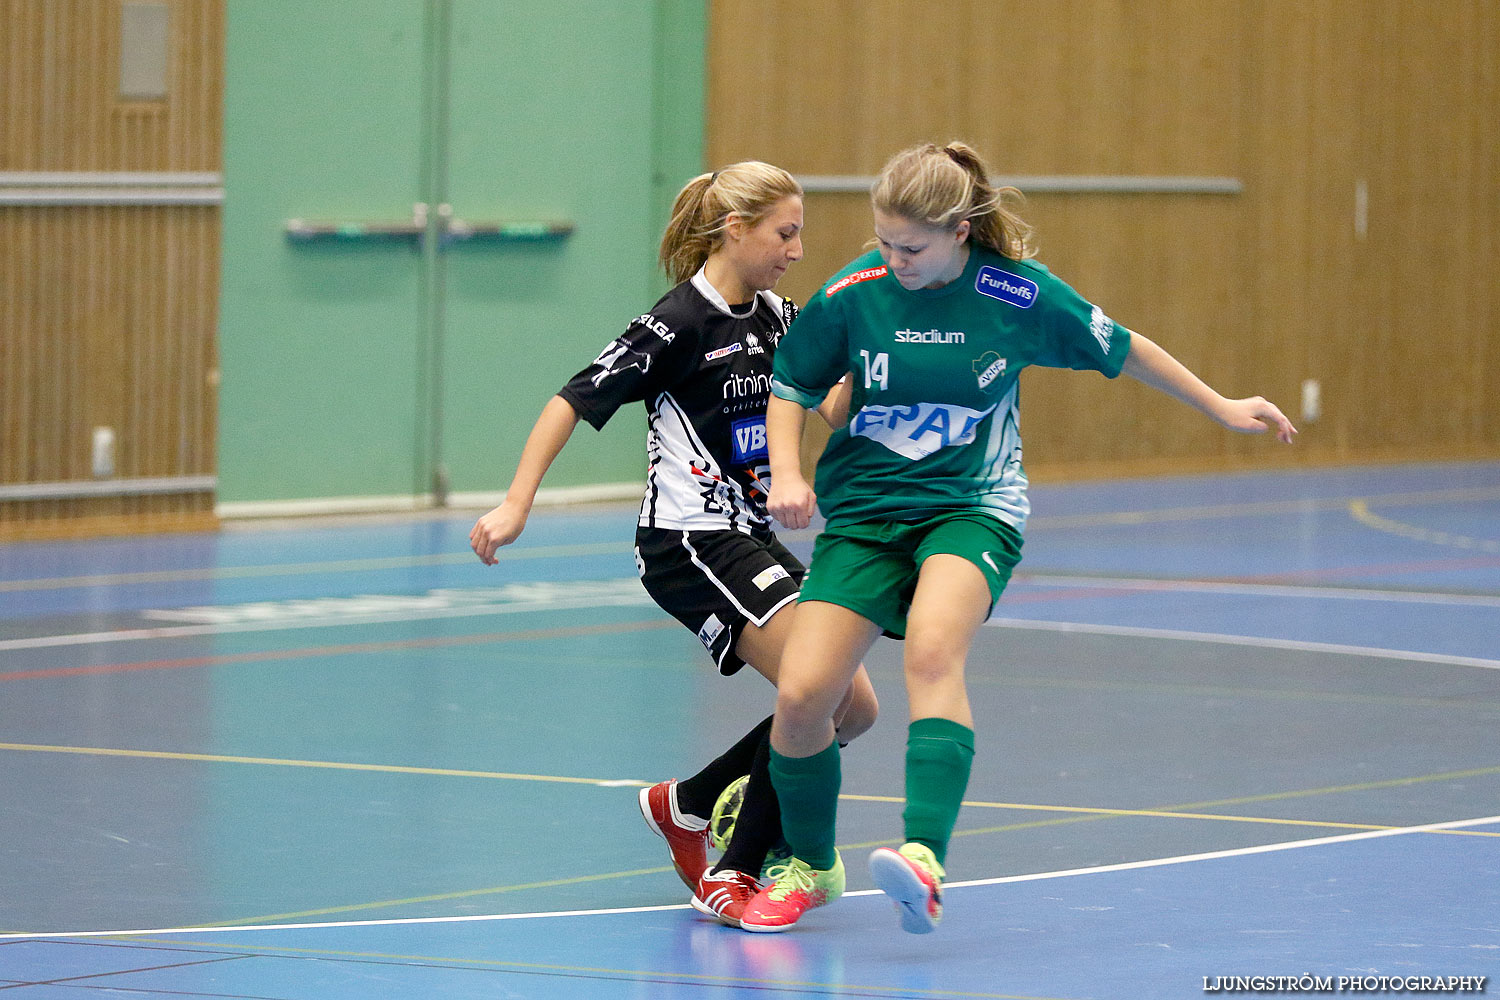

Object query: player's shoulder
[816,250,891,302]
[628,279,711,344]
[755,289,798,330]
[969,248,1077,311]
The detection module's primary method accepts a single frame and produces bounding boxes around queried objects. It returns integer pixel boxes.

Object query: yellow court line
[8,742,1494,833]
[840,793,1500,838]
[9,741,1494,927]
[112,940,1071,1000]
[1167,763,1500,811]
[189,866,676,927]
[0,743,650,787]
[1349,499,1500,553]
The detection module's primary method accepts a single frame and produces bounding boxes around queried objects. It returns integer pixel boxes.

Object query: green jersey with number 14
[771,245,1131,531]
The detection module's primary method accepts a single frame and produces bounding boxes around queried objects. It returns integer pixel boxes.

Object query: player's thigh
[904,553,993,683]
[739,601,881,736]
[775,599,881,719]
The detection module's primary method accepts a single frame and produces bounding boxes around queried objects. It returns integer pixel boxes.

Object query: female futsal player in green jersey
[739,142,1296,934]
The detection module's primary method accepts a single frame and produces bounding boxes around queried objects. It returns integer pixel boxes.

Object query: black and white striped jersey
[558,266,798,533]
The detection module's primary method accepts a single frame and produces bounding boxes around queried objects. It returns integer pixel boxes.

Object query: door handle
[286,202,572,248]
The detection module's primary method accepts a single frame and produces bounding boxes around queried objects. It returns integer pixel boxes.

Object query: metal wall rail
[0,476,217,502]
[797,174,1244,195]
[0,172,224,206]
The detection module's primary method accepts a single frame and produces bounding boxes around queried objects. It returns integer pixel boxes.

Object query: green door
[219,1,703,507]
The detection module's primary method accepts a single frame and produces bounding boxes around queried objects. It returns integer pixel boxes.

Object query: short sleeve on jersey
[771,270,854,408]
[559,313,692,430]
[1025,264,1131,377]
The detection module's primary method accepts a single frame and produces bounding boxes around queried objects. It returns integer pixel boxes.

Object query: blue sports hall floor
[2,460,1497,998]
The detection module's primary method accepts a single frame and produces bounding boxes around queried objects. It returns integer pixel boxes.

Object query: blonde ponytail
[871,141,1034,261]
[659,162,803,283]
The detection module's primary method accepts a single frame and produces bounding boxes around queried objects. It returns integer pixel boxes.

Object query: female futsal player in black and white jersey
[470,162,878,927]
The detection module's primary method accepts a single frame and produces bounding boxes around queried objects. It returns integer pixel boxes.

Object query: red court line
[0,619,677,684]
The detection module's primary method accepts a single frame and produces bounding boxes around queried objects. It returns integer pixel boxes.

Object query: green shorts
[798,511,1023,639]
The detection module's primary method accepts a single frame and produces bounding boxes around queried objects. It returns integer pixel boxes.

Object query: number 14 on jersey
[860,350,890,391]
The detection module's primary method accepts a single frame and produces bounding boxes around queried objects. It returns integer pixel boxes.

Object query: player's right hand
[768,476,817,531]
[470,502,527,565]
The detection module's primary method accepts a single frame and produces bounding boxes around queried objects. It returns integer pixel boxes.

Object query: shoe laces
[762,859,816,901]
[900,844,945,882]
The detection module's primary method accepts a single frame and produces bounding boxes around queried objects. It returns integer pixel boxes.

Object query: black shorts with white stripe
[635,525,805,676]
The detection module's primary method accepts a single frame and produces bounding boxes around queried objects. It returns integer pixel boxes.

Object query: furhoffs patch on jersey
[975,266,1037,308]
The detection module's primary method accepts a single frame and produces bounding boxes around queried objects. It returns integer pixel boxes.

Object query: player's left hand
[1218,396,1297,444]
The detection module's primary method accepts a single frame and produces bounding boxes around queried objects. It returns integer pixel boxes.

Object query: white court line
[986,617,1500,672]
[943,813,1500,891]
[6,571,1496,656]
[0,592,656,653]
[1017,573,1500,609]
[3,814,1493,941]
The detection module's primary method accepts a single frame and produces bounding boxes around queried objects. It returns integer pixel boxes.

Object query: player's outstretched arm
[470,395,581,564]
[766,394,818,530]
[1120,332,1297,444]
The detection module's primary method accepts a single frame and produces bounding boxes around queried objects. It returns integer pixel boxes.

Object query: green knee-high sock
[768,740,841,870]
[902,717,975,867]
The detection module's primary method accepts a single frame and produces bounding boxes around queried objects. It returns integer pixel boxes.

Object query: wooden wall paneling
[712,0,1500,475]
[710,0,1273,477]
[1364,0,1498,454]
[1,0,223,538]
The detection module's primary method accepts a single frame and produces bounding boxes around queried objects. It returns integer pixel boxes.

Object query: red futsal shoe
[638,780,711,890]
[691,868,766,927]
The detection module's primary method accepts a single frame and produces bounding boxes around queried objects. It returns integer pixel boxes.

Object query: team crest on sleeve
[973,351,1008,392]
[590,338,652,386]
[1089,306,1114,352]
[975,266,1038,308]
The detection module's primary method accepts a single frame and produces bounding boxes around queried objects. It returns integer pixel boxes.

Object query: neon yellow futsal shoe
[869,842,945,934]
[709,774,748,852]
[739,852,845,932]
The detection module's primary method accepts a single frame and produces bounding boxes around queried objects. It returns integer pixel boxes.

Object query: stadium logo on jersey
[894,329,966,344]
[633,313,675,343]
[973,351,1008,392]
[1089,305,1114,353]
[824,266,888,297]
[731,416,769,463]
[705,343,744,362]
[590,338,652,386]
[851,401,997,460]
[745,332,765,355]
[976,266,1038,308]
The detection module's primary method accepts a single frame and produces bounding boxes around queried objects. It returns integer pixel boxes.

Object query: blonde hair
[659,162,803,284]
[871,142,1035,260]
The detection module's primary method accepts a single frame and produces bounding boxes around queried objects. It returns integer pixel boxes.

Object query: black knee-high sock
[675,714,774,819]
[713,728,780,876]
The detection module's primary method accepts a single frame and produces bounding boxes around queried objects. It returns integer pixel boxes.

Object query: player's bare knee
[834,684,879,742]
[774,678,837,729]
[903,641,965,689]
